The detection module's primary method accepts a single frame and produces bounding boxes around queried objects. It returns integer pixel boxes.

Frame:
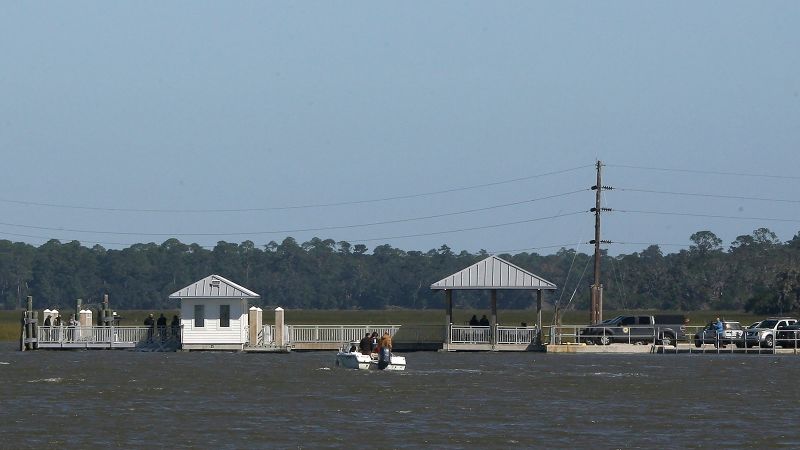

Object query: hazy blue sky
[2,2,799,255]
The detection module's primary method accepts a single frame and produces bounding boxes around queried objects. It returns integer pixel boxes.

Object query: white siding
[181,298,247,345]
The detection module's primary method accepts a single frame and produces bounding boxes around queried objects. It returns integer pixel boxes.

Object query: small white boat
[334,341,406,371]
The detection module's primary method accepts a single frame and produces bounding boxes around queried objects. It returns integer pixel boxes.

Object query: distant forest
[1,227,800,314]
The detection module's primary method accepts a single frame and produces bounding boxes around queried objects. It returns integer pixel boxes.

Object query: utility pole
[590,160,611,324]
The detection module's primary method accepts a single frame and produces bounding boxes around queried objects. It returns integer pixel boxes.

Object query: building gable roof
[169,274,260,299]
[430,255,557,290]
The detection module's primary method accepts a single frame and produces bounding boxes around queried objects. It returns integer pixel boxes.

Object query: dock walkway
[37,325,179,351]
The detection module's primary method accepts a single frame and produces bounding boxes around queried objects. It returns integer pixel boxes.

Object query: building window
[194,305,205,327]
[220,305,230,328]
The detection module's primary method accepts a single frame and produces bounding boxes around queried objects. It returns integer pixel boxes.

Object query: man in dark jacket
[144,313,155,342]
[359,333,371,354]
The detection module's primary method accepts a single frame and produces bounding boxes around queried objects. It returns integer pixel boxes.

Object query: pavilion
[431,255,557,351]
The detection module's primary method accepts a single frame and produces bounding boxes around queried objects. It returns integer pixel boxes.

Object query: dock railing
[286,325,401,344]
[37,325,178,348]
[543,324,673,345]
[449,325,538,345]
[542,324,800,354]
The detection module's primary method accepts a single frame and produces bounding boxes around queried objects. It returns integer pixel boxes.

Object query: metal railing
[38,325,179,345]
[286,325,401,344]
[449,325,538,345]
[450,326,490,343]
[541,324,800,354]
[497,326,537,344]
[543,324,678,345]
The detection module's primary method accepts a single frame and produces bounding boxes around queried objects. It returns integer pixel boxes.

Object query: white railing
[450,326,538,344]
[286,325,400,343]
[496,326,537,344]
[450,326,490,343]
[38,326,166,344]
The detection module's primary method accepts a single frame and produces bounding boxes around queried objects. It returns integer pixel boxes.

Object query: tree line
[1,227,799,314]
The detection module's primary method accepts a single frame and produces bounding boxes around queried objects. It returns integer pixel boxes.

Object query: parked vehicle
[776,323,800,348]
[746,321,763,330]
[579,315,686,346]
[744,318,798,348]
[693,321,744,348]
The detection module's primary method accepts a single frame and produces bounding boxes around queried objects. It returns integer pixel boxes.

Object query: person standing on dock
[144,313,155,342]
[170,315,180,338]
[714,317,724,342]
[157,314,167,341]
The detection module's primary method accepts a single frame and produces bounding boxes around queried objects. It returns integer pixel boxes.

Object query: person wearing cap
[144,313,155,342]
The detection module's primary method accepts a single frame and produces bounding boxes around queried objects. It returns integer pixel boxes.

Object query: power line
[607,164,800,180]
[612,241,688,247]
[1,210,586,248]
[0,164,593,213]
[0,231,147,248]
[0,189,586,237]
[347,211,586,243]
[615,209,800,224]
[488,242,585,254]
[617,187,800,204]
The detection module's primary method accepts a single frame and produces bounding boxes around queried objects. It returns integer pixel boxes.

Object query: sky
[1,1,799,256]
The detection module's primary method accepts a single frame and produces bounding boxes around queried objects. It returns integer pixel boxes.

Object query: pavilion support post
[444,290,453,347]
[490,289,497,349]
[536,290,543,345]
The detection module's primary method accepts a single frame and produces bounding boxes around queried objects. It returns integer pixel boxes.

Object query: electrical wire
[615,209,800,224]
[487,242,585,254]
[611,241,688,247]
[0,164,593,213]
[347,211,586,243]
[617,187,800,204]
[0,190,586,236]
[607,164,800,180]
[0,210,587,246]
[556,239,584,307]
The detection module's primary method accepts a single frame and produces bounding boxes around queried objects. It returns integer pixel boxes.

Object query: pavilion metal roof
[169,274,260,299]
[430,255,557,290]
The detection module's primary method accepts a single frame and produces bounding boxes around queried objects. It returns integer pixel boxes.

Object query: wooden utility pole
[590,160,607,325]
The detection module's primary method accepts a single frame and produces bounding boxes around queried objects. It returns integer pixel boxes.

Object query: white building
[169,274,260,351]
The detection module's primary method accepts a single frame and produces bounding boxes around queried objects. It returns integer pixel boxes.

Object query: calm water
[1,343,799,449]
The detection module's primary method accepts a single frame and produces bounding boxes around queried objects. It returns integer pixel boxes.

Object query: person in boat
[376,332,393,370]
[359,332,371,354]
[380,332,392,350]
[479,315,490,326]
[469,315,479,326]
[369,331,379,353]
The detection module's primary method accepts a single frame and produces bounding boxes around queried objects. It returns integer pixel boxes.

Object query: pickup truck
[579,315,687,346]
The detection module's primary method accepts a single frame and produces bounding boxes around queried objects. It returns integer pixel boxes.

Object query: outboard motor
[377,347,391,370]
